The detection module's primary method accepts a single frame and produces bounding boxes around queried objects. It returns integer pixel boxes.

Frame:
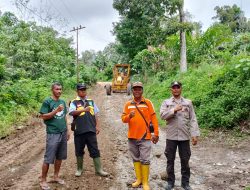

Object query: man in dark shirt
[39,82,70,190]
[69,83,108,177]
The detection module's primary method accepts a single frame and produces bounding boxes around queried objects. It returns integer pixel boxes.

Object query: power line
[18,1,51,27]
[14,0,77,60]
[61,0,79,26]
[17,1,70,37]
[47,0,69,24]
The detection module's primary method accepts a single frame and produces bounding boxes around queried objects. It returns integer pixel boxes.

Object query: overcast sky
[0,0,249,53]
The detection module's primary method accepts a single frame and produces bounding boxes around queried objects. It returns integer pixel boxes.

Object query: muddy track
[0,82,250,190]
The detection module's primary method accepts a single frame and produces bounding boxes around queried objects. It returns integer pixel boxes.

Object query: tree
[0,12,75,80]
[1,12,19,26]
[113,0,167,59]
[80,50,96,66]
[212,4,250,32]
[102,42,129,64]
[162,0,189,72]
[113,0,194,72]
[179,0,187,72]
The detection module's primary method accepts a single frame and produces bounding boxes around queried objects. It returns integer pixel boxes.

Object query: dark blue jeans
[164,140,191,186]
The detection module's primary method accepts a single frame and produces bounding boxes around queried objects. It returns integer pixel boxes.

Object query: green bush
[197,58,250,128]
[144,58,250,129]
[0,12,98,137]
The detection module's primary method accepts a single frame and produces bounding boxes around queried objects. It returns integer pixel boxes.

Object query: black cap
[76,83,87,90]
[171,81,182,88]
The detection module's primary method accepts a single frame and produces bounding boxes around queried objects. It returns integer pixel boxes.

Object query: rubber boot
[132,162,142,187]
[75,156,83,177]
[141,164,150,190]
[93,157,109,177]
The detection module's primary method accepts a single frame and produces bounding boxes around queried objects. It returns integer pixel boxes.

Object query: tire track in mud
[0,118,46,190]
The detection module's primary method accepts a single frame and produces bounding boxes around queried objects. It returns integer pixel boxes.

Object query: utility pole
[70,25,86,83]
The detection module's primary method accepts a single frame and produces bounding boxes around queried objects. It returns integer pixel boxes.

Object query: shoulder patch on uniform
[165,99,172,103]
[71,99,77,103]
[183,98,192,104]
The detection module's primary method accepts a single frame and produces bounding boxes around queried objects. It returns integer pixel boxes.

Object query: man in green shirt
[39,82,70,190]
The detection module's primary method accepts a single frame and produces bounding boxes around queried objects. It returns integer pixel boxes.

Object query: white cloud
[0,0,119,52]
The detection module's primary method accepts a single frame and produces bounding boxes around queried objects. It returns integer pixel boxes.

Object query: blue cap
[76,83,87,90]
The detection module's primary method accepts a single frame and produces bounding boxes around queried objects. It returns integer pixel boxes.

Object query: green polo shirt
[40,97,67,134]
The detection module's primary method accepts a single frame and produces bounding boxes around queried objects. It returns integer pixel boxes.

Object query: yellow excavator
[105,64,131,95]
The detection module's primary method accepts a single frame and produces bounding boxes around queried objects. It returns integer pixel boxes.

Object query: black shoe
[182,184,192,190]
[165,184,174,190]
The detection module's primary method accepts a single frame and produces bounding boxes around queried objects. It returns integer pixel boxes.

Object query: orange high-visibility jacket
[121,97,159,140]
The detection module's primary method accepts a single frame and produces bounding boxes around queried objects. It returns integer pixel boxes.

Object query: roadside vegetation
[0,1,249,137]
[0,12,97,137]
[97,2,250,130]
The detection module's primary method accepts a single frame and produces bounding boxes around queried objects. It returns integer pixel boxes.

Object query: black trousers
[74,132,100,158]
[164,140,191,186]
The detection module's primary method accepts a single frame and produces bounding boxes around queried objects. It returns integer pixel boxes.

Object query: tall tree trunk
[179,0,187,72]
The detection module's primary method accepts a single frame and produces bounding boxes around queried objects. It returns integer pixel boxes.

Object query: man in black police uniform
[69,83,108,177]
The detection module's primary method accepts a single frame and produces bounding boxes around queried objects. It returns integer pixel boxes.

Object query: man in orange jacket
[121,82,159,190]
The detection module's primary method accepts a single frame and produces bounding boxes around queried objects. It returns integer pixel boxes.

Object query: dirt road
[0,83,249,190]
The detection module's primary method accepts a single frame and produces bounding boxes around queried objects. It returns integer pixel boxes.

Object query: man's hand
[174,104,182,113]
[151,135,159,144]
[129,110,135,118]
[192,136,198,145]
[67,131,71,141]
[84,106,91,112]
[96,126,100,135]
[56,104,64,112]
